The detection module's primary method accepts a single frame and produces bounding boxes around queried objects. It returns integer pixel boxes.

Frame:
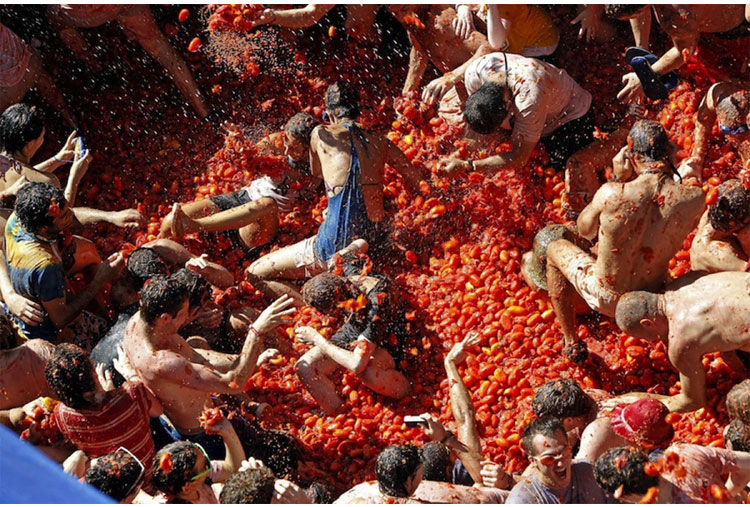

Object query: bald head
[615,291,662,336]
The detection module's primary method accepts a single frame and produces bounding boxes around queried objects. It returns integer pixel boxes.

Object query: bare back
[310,124,388,222]
[392,6,486,72]
[665,271,750,354]
[594,175,705,292]
[123,315,211,431]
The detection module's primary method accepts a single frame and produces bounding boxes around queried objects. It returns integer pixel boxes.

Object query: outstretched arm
[255,4,334,29]
[386,140,425,194]
[628,9,652,49]
[295,326,375,374]
[403,32,430,94]
[680,84,718,181]
[486,5,510,51]
[664,345,707,413]
[145,238,233,289]
[444,332,485,485]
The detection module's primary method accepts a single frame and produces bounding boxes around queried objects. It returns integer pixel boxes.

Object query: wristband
[744,260,750,273]
[440,430,455,445]
[248,326,263,338]
[467,160,475,171]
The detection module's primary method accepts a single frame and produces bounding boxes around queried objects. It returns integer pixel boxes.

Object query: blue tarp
[0,425,114,503]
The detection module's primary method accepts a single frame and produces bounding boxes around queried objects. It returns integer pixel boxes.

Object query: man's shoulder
[505,475,545,504]
[333,481,381,504]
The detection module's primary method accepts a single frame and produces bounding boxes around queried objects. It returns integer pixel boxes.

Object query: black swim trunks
[209,188,255,249]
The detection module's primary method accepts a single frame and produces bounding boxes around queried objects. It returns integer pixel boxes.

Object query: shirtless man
[678,81,749,182]
[0,22,75,128]
[615,271,750,412]
[245,83,424,302]
[690,180,750,273]
[546,119,705,363]
[122,275,294,456]
[47,5,208,118]
[604,5,749,103]
[333,444,507,504]
[387,5,491,97]
[158,113,321,252]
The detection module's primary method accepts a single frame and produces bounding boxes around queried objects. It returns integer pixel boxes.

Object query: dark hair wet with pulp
[306,480,335,504]
[521,416,567,456]
[44,343,96,410]
[603,4,647,19]
[628,119,670,162]
[615,291,661,335]
[301,272,355,314]
[725,419,750,452]
[284,112,320,144]
[716,90,750,129]
[15,182,66,234]
[726,379,750,424]
[85,448,145,502]
[219,466,276,504]
[708,180,750,232]
[421,441,452,482]
[593,447,658,496]
[139,275,189,326]
[0,103,45,154]
[325,82,360,120]
[532,379,592,419]
[126,247,168,290]
[151,441,199,495]
[464,81,507,135]
[375,444,422,498]
[249,429,300,478]
[171,268,211,309]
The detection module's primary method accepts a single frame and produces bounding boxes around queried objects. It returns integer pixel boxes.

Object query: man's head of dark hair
[14,182,66,234]
[593,447,658,496]
[726,379,750,424]
[0,309,17,350]
[325,82,360,120]
[301,272,353,314]
[85,448,144,502]
[708,179,750,233]
[139,275,189,326]
[44,343,96,410]
[725,419,750,452]
[421,441,452,482]
[532,379,591,420]
[464,81,507,135]
[521,416,567,456]
[284,113,320,144]
[126,248,167,290]
[171,268,211,309]
[219,467,276,504]
[615,291,662,336]
[151,441,198,495]
[306,480,335,504]
[250,430,299,477]
[0,103,45,154]
[603,4,647,19]
[375,445,422,498]
[627,119,670,163]
[716,90,750,130]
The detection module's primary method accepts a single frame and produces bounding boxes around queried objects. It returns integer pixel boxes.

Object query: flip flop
[625,47,679,100]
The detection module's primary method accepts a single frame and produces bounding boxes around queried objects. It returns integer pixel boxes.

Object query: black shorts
[207,188,258,250]
[541,108,595,172]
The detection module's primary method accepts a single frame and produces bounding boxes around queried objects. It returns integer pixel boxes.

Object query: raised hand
[253,295,296,335]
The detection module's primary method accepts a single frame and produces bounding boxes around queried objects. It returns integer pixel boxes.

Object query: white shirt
[464,52,592,140]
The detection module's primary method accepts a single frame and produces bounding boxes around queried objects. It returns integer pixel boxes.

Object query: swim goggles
[116,446,146,498]
[719,123,748,135]
[190,443,212,482]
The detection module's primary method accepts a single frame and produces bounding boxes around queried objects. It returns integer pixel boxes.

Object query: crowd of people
[1,2,750,504]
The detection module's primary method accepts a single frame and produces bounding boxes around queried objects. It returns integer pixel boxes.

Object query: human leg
[158,198,221,238]
[245,237,326,303]
[542,109,596,172]
[117,5,208,118]
[47,6,105,71]
[27,50,77,128]
[359,348,410,399]
[295,347,342,414]
[545,239,595,363]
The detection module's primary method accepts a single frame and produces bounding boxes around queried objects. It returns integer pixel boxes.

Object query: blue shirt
[5,213,65,341]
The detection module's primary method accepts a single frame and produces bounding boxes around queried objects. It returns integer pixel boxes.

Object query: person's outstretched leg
[47,7,104,71]
[117,5,208,118]
[546,239,589,364]
[295,347,342,414]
